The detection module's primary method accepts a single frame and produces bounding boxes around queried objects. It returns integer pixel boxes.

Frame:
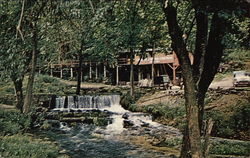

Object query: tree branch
[88,0,95,14]
[193,7,208,82]
[16,0,25,41]
[198,12,227,94]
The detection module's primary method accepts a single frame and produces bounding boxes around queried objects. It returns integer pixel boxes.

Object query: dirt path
[136,90,184,107]
[209,75,234,89]
[137,75,235,106]
[60,80,113,89]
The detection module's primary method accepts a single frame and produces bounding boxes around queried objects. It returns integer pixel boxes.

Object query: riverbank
[0,74,249,157]
[120,88,250,157]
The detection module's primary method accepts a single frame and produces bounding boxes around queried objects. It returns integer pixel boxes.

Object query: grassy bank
[0,107,68,158]
[0,134,63,158]
[161,137,250,156]
[0,74,73,106]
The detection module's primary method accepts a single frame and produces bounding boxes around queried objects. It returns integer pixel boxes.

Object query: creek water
[52,95,181,158]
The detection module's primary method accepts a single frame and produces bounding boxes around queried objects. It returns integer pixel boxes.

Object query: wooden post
[138,67,141,81]
[95,63,98,79]
[147,73,150,80]
[50,65,53,77]
[116,65,119,85]
[89,62,92,79]
[173,66,176,85]
[70,67,73,78]
[151,43,155,87]
[81,67,83,82]
[104,64,107,78]
[60,65,63,79]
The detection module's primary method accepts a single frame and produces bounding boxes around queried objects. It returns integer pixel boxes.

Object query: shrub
[120,92,135,109]
[0,109,31,136]
[0,134,60,158]
[231,101,250,132]
[210,139,250,156]
[206,100,250,140]
[163,137,182,148]
[0,95,15,105]
[36,74,58,84]
[0,80,15,95]
[34,75,68,95]
[142,103,185,120]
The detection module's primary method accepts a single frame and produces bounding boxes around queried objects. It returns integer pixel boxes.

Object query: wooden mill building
[49,49,191,86]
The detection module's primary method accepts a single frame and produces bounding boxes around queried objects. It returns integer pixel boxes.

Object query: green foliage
[210,139,250,156]
[221,12,250,49]
[0,134,60,158]
[93,117,109,126]
[0,95,16,105]
[0,109,31,136]
[206,100,250,139]
[230,101,250,133]
[120,92,136,109]
[38,74,59,83]
[0,80,16,104]
[143,103,185,119]
[33,74,69,95]
[162,137,182,148]
[0,75,72,105]
[142,103,186,130]
[120,90,144,110]
[223,49,250,69]
[40,120,52,130]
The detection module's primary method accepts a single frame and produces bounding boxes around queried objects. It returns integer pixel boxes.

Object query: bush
[39,74,58,83]
[0,134,60,158]
[0,109,31,136]
[0,80,15,95]
[120,92,135,109]
[163,137,182,148]
[0,95,15,105]
[34,75,68,95]
[231,101,250,132]
[142,103,185,120]
[206,100,250,140]
[210,139,250,156]
[120,90,144,110]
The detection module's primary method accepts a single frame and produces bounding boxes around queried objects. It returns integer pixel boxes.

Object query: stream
[50,95,182,158]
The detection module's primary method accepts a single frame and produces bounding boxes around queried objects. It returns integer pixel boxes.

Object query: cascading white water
[55,96,66,109]
[55,94,181,138]
[53,94,181,158]
[54,95,121,110]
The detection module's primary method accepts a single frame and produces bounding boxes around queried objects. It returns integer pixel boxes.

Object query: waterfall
[55,96,66,109]
[54,95,120,110]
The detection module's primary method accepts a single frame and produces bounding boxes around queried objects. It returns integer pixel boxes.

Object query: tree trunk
[151,43,155,87]
[180,126,191,158]
[13,77,24,111]
[184,80,202,158]
[193,7,208,132]
[130,48,134,96]
[76,44,84,95]
[162,3,203,157]
[197,13,227,133]
[23,24,38,113]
